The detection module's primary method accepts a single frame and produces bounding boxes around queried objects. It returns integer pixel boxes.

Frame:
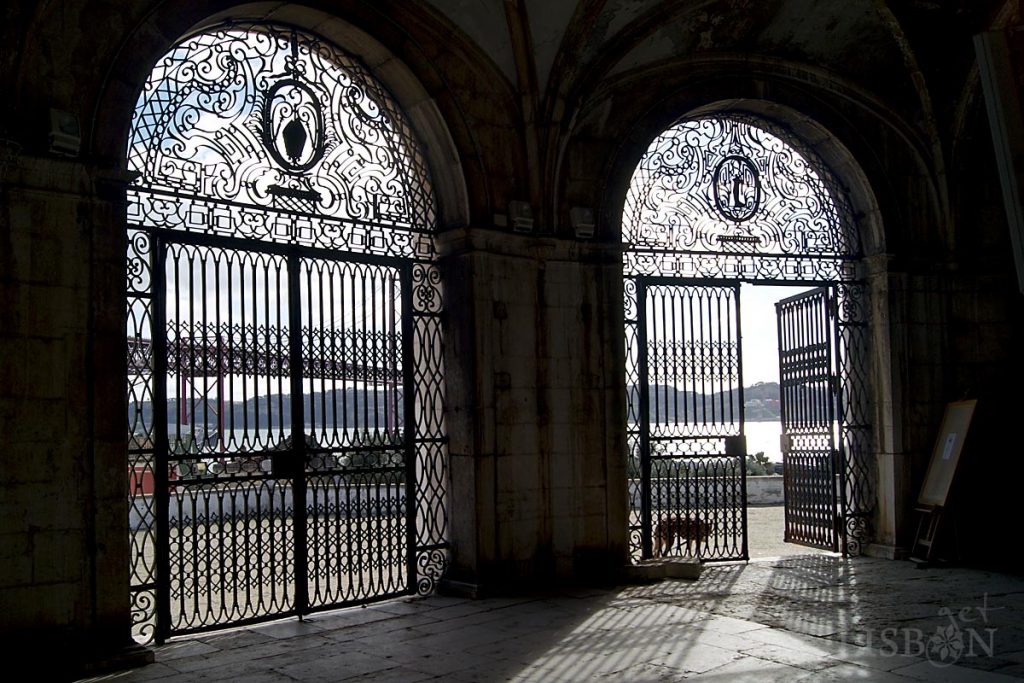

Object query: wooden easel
[909,505,944,564]
[909,400,976,566]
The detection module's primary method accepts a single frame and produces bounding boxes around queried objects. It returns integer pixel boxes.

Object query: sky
[740,284,815,385]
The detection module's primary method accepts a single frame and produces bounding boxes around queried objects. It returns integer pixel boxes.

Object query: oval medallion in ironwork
[712,155,760,222]
[262,79,325,173]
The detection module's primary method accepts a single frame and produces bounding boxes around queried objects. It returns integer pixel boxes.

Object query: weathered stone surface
[3,2,1024,677]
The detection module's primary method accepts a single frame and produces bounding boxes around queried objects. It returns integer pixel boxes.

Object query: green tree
[745,451,772,476]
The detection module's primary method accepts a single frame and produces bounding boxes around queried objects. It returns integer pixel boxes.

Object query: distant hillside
[628,381,782,421]
[129,387,401,434]
[744,381,780,401]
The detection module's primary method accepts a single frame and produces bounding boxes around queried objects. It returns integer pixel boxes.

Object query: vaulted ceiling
[1,0,1018,239]
[420,0,1014,123]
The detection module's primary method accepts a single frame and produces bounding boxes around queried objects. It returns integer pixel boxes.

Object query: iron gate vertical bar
[288,254,309,616]
[401,264,417,587]
[776,296,791,544]
[734,285,748,561]
[152,233,171,644]
[636,280,653,559]
[830,285,848,555]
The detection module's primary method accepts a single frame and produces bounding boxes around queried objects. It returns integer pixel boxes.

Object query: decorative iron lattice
[127,23,448,645]
[835,281,874,555]
[777,287,842,552]
[624,114,873,561]
[631,281,748,563]
[623,115,860,276]
[127,24,435,238]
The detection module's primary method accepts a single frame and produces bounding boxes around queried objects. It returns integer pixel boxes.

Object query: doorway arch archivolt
[606,98,897,560]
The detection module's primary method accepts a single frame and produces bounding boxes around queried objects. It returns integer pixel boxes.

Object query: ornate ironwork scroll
[127,24,435,238]
[127,23,448,644]
[622,115,860,279]
[623,114,873,561]
[835,281,874,554]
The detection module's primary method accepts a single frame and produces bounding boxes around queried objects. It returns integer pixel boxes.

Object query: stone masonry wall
[440,229,628,591]
[0,155,137,671]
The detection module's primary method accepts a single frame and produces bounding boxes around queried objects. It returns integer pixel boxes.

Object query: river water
[744,421,783,464]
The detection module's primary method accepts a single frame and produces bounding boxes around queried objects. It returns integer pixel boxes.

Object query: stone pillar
[865,254,912,558]
[438,228,628,594]
[865,252,962,559]
[0,154,151,675]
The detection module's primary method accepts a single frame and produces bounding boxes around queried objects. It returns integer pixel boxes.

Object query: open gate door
[776,287,844,552]
[638,280,747,562]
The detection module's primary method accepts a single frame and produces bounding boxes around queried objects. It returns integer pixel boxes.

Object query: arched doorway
[622,112,873,563]
[125,22,449,643]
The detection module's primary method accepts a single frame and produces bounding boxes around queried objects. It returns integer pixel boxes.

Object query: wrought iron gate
[148,236,417,638]
[622,113,875,561]
[634,280,747,562]
[126,23,449,643]
[776,287,844,552]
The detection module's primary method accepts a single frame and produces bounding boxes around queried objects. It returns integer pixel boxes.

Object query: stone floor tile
[81,662,184,682]
[647,641,745,673]
[596,662,689,681]
[993,664,1024,678]
[316,614,436,643]
[739,643,838,671]
[699,614,771,635]
[444,661,537,682]
[688,626,758,652]
[347,625,433,646]
[401,649,507,677]
[507,654,635,682]
[825,645,925,672]
[151,639,221,661]
[891,660,1024,682]
[296,606,397,630]
[249,618,327,639]
[465,637,564,665]
[610,601,707,626]
[694,654,823,682]
[363,598,436,615]
[741,625,848,654]
[404,608,514,635]
[797,662,919,682]
[196,628,277,649]
[197,669,301,682]
[274,650,396,682]
[341,666,439,683]
[90,554,1024,683]
[161,634,335,673]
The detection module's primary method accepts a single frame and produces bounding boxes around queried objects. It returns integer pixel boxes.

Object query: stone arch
[556,59,944,254]
[90,2,472,230]
[617,105,886,558]
[601,94,906,256]
[618,108,876,274]
[557,73,939,554]
[120,14,466,643]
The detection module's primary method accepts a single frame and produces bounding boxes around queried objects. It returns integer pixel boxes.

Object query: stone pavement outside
[745,504,830,559]
[82,551,1024,682]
